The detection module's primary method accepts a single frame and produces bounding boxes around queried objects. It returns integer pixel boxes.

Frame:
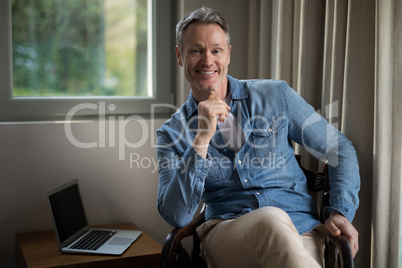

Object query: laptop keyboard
[71,230,117,251]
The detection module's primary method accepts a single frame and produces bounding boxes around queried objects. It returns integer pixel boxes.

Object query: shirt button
[268,128,273,133]
[243,179,248,183]
[256,192,261,195]
[238,160,242,164]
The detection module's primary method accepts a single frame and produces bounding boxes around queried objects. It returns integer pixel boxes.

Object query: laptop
[45,179,142,255]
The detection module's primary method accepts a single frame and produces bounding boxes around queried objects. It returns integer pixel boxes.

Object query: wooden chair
[160,155,354,268]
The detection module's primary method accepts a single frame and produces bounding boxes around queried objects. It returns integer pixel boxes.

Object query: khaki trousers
[196,206,327,268]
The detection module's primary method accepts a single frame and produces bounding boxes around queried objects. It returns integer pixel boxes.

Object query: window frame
[0,0,177,121]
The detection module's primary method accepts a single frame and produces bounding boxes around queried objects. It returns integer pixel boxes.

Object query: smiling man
[156,6,360,268]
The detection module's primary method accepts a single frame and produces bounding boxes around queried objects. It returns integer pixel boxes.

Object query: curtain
[372,0,402,267]
[245,0,401,267]
[178,0,401,266]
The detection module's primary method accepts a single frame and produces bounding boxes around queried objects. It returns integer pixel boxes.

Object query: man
[156,6,359,267]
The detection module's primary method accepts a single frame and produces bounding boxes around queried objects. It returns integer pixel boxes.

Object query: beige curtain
[246,0,401,267]
[178,0,402,266]
[372,0,402,267]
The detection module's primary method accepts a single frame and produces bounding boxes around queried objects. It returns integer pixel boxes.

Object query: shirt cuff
[180,146,211,178]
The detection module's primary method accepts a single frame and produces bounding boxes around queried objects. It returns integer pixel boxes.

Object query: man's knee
[250,206,295,232]
[250,207,301,243]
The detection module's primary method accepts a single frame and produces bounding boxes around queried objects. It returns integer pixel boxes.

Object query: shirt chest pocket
[249,116,287,167]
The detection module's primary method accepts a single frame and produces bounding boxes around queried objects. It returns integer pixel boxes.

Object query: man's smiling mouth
[197,70,216,75]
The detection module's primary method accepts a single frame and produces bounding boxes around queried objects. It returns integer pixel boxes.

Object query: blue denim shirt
[156,75,360,234]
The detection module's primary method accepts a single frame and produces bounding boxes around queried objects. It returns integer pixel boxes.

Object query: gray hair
[176,6,230,53]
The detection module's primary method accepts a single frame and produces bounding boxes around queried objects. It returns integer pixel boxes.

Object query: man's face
[176,23,231,101]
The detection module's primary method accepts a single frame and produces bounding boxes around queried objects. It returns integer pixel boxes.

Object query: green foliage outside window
[11,0,148,97]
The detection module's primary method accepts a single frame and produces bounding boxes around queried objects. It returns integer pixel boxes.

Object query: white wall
[0,119,173,267]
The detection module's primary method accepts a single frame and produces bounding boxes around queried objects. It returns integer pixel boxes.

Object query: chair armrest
[327,234,354,268]
[160,205,206,268]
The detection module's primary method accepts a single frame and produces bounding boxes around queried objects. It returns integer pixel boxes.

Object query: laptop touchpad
[108,237,133,246]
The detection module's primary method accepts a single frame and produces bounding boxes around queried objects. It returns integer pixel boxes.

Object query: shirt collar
[184,75,249,120]
[227,75,248,100]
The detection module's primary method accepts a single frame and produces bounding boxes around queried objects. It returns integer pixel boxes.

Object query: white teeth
[199,71,215,74]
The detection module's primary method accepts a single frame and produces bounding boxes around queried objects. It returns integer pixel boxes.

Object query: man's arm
[156,137,209,227]
[283,81,360,221]
[282,81,360,256]
[157,96,230,227]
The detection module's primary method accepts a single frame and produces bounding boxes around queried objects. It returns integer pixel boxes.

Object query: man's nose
[201,51,213,66]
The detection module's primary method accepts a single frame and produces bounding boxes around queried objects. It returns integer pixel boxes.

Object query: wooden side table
[16,222,162,268]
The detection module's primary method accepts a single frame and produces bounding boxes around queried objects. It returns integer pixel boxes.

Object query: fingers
[198,97,230,126]
[218,101,231,122]
[325,213,359,258]
[206,96,230,121]
[325,219,342,237]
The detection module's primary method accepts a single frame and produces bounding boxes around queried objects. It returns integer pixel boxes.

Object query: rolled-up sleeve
[283,81,360,222]
[156,131,211,227]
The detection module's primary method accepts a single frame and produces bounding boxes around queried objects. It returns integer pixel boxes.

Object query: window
[0,0,176,121]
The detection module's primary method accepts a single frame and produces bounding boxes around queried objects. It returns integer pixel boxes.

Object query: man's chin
[195,83,217,92]
[191,77,226,94]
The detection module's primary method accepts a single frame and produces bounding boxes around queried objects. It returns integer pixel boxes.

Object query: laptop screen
[48,182,88,243]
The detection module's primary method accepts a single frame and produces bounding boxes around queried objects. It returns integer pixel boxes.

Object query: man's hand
[193,96,230,158]
[324,213,359,258]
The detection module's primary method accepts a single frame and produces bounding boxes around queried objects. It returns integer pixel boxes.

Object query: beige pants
[196,206,328,268]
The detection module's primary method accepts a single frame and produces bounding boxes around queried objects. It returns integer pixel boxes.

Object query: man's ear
[227,45,232,65]
[175,46,183,67]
